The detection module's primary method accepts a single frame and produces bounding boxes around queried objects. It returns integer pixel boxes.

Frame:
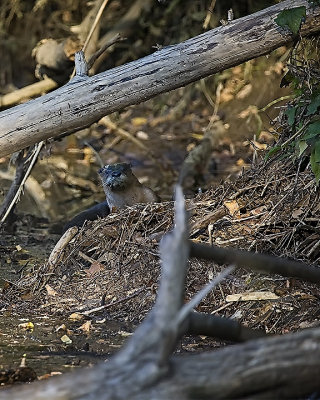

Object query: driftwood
[0,0,320,157]
[2,186,320,399]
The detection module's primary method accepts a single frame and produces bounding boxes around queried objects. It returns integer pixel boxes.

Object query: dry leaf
[69,313,83,321]
[101,226,118,238]
[251,205,267,215]
[131,117,147,126]
[85,261,105,277]
[20,291,34,300]
[250,141,267,150]
[60,334,72,344]
[224,200,240,216]
[226,291,279,302]
[80,320,91,333]
[220,88,234,103]
[118,330,133,337]
[18,321,34,331]
[38,372,62,380]
[236,84,252,99]
[292,208,304,219]
[238,105,258,119]
[56,324,66,332]
[45,284,58,296]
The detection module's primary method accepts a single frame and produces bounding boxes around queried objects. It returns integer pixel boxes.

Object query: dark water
[0,313,130,377]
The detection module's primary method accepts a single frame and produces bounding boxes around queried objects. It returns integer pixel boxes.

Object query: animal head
[98,163,134,191]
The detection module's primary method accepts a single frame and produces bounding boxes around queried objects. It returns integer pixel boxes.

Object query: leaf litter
[4,158,320,340]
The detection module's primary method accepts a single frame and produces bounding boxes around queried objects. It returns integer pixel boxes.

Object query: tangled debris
[4,158,320,335]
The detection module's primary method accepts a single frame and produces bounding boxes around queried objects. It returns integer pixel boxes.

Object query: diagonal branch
[190,241,320,284]
[0,0,319,157]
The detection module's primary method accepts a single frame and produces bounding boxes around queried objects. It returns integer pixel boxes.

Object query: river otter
[98,163,160,210]
[62,200,110,233]
[62,163,159,232]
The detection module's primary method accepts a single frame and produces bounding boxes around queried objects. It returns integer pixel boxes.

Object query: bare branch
[190,241,320,283]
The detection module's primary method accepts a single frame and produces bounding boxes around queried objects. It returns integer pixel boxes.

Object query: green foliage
[266,36,320,184]
[285,107,296,126]
[301,121,320,141]
[306,93,320,115]
[275,6,306,34]
[265,146,281,159]
[310,143,320,183]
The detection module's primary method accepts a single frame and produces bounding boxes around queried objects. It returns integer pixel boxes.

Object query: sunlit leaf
[18,321,34,332]
[80,320,91,333]
[298,140,308,156]
[60,334,72,344]
[131,117,148,126]
[45,284,58,296]
[310,145,320,184]
[223,200,240,217]
[69,313,83,321]
[275,7,306,35]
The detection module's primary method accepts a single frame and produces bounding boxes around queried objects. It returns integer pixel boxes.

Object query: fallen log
[0,0,319,157]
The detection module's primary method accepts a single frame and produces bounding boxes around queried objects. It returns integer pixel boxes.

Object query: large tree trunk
[0,0,319,157]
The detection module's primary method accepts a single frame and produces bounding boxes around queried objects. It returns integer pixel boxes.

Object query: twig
[81,287,145,316]
[0,141,44,224]
[259,95,293,113]
[280,121,309,149]
[203,0,216,29]
[176,265,235,325]
[87,34,125,70]
[82,0,110,54]
[0,78,58,108]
